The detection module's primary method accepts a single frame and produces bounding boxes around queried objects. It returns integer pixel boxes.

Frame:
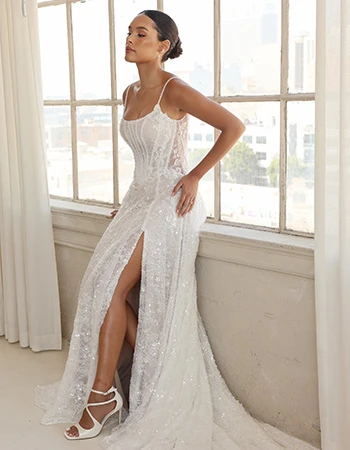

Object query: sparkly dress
[35,77,318,450]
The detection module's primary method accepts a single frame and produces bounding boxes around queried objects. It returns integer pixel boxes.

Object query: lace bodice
[119,77,190,184]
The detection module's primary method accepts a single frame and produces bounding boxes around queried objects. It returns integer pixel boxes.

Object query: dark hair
[138,10,183,62]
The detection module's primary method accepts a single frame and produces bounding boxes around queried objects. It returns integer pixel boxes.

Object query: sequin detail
[34,78,318,450]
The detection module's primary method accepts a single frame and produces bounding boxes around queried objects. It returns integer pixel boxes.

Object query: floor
[1,335,319,450]
[0,336,113,450]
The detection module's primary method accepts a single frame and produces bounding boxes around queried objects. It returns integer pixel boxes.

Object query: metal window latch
[22,0,27,17]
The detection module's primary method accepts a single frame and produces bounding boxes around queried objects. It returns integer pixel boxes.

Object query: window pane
[221,102,280,227]
[77,106,113,203]
[115,0,157,99]
[221,0,281,95]
[286,101,315,233]
[289,0,316,93]
[45,106,72,198]
[118,107,135,204]
[188,116,214,218]
[38,5,70,100]
[72,0,111,100]
[164,0,214,96]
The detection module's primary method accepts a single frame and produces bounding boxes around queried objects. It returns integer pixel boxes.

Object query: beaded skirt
[35,95,317,450]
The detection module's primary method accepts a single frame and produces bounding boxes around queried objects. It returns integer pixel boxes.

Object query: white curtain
[315,0,350,448]
[0,0,61,351]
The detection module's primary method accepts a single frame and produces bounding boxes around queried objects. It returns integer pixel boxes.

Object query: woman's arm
[168,78,245,179]
[167,78,246,216]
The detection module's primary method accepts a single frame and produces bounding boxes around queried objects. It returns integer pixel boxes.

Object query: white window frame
[38,0,315,237]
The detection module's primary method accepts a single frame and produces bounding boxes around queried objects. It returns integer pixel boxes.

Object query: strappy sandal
[64,386,123,440]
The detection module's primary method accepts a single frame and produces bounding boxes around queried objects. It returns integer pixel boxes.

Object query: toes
[66,426,79,437]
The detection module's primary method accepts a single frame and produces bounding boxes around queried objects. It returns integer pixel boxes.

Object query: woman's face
[125,14,169,63]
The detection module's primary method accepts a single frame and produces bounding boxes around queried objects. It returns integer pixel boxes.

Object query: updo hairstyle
[138,10,183,62]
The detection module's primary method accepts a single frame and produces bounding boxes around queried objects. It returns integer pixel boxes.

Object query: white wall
[51,202,320,447]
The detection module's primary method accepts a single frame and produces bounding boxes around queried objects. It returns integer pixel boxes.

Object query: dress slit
[108,227,147,412]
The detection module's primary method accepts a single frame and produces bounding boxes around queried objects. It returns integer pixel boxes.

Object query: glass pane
[286,101,315,233]
[77,106,113,203]
[72,0,111,100]
[163,0,214,96]
[188,116,214,218]
[38,5,70,100]
[115,0,157,99]
[44,106,72,198]
[289,0,316,93]
[118,107,135,204]
[221,0,281,95]
[221,102,280,227]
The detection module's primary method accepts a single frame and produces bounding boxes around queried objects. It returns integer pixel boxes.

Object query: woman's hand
[110,209,118,218]
[171,173,199,217]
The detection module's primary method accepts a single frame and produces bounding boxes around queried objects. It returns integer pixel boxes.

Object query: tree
[287,154,306,180]
[188,148,213,181]
[188,148,208,167]
[267,155,306,187]
[267,157,279,187]
[222,141,259,185]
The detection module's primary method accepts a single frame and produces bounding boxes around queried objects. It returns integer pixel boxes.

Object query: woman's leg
[125,301,138,350]
[66,233,144,437]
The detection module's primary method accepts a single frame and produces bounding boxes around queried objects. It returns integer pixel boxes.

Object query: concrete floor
[0,336,113,450]
[1,335,319,450]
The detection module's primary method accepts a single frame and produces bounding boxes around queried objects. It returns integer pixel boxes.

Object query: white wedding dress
[35,77,318,449]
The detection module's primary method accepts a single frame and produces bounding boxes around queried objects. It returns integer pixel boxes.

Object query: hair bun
[168,38,183,60]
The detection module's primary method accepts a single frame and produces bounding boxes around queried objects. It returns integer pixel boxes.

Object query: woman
[35,10,317,450]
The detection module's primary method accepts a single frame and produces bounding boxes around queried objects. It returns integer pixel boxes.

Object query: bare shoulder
[165,74,202,101]
[164,75,207,114]
[163,73,245,133]
[165,73,190,92]
[163,74,195,106]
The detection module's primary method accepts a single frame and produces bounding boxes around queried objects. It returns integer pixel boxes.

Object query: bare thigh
[109,232,144,307]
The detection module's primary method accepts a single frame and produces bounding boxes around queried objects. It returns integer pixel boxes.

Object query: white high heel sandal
[64,386,123,440]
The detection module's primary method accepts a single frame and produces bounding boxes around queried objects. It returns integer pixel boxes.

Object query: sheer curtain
[315,0,350,448]
[0,0,61,351]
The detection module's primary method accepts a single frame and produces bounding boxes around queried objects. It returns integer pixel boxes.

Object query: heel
[64,385,123,440]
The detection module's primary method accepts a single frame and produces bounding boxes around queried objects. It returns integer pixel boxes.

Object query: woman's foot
[65,389,116,438]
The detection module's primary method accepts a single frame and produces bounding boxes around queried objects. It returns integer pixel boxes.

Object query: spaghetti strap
[156,76,178,105]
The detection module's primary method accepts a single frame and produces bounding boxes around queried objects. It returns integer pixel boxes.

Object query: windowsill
[50,198,115,219]
[200,222,314,252]
[50,199,314,278]
[50,198,313,249]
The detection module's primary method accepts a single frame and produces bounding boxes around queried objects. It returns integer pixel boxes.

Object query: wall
[51,201,320,447]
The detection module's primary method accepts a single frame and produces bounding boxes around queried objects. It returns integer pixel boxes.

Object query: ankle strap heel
[91,386,117,396]
[64,385,123,440]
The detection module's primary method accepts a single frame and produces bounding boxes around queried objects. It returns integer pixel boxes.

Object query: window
[38,0,315,235]
[304,134,315,145]
[256,152,267,160]
[243,135,253,144]
[256,136,267,145]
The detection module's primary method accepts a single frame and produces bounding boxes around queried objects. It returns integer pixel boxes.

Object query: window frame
[38,0,315,237]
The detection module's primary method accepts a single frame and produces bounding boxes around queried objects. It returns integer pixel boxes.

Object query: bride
[35,9,318,450]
